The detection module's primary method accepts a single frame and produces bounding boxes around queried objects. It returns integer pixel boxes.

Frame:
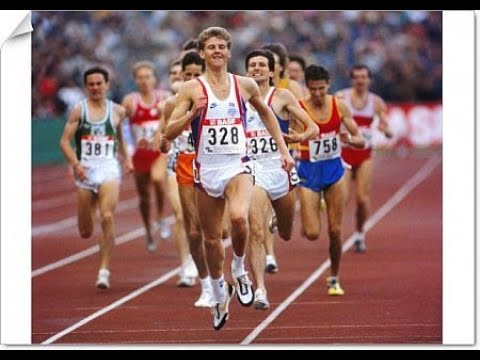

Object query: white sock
[232,252,245,277]
[211,276,227,304]
[200,276,212,292]
[354,231,365,241]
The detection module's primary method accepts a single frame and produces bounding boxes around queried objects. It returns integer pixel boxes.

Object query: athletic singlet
[245,87,288,163]
[75,99,117,164]
[192,73,248,167]
[299,96,342,162]
[341,89,375,149]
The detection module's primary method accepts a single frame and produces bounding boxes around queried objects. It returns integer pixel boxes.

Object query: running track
[32,151,442,345]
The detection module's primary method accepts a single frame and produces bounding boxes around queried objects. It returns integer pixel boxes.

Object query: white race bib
[247,132,279,160]
[359,126,373,148]
[178,130,195,153]
[81,137,115,160]
[308,134,341,162]
[202,123,245,155]
[132,121,158,144]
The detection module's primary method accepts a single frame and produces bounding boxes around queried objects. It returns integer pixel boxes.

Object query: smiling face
[200,36,231,69]
[85,73,109,101]
[246,55,273,85]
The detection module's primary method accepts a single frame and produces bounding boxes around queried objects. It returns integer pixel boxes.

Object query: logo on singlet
[210,103,218,109]
[92,124,106,137]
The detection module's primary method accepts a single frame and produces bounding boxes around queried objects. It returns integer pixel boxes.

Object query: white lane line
[241,155,441,345]
[41,238,232,345]
[32,216,175,278]
[32,197,139,237]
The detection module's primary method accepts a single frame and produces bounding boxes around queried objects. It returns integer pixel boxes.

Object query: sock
[211,276,227,304]
[232,252,245,277]
[200,276,212,292]
[328,275,338,284]
[354,231,365,241]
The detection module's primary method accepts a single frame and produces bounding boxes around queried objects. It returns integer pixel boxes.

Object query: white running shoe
[211,283,235,331]
[145,234,157,253]
[231,269,254,307]
[176,275,196,288]
[194,288,214,308]
[253,288,270,310]
[157,219,171,240]
[95,268,110,290]
[184,256,199,278]
[265,255,279,274]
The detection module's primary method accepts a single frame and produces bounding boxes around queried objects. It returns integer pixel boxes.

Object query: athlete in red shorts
[336,65,393,253]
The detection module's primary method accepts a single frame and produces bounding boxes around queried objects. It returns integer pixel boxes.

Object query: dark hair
[350,64,372,78]
[170,60,182,69]
[83,66,109,84]
[289,54,306,71]
[245,49,275,87]
[182,51,205,72]
[182,38,199,51]
[305,64,330,83]
[261,42,289,78]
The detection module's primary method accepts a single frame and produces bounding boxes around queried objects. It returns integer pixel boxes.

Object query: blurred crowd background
[32,10,442,120]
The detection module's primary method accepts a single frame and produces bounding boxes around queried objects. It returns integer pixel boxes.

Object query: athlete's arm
[59,104,86,180]
[242,77,294,171]
[287,78,304,100]
[121,93,134,118]
[375,95,393,138]
[337,98,365,149]
[165,80,203,141]
[278,89,318,142]
[156,96,176,153]
[115,105,134,173]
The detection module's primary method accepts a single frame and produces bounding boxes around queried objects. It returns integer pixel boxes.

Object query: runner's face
[288,61,303,82]
[182,63,203,81]
[85,73,109,100]
[169,65,182,85]
[134,67,156,93]
[247,56,273,84]
[273,53,283,78]
[351,69,370,92]
[306,79,329,104]
[201,37,230,68]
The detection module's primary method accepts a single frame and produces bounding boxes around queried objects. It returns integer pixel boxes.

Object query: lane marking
[32,216,174,278]
[41,239,232,344]
[241,155,441,345]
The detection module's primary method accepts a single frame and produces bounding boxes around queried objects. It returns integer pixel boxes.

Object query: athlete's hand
[339,132,352,145]
[283,128,304,144]
[160,136,171,153]
[280,152,295,172]
[73,163,87,181]
[191,96,207,117]
[124,158,134,174]
[378,123,393,139]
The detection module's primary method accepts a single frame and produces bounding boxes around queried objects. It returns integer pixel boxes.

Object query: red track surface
[32,151,442,345]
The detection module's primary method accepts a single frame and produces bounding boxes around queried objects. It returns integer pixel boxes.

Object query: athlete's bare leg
[166,175,190,266]
[97,181,120,271]
[134,171,153,238]
[248,186,270,292]
[272,190,296,241]
[298,186,322,241]
[151,155,168,230]
[343,168,354,206]
[179,184,208,278]
[195,189,226,280]
[323,177,346,276]
[77,188,97,239]
[263,202,275,256]
[355,158,373,233]
[224,174,255,258]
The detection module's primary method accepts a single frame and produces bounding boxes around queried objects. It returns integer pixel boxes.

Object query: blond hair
[132,61,156,77]
[198,27,232,51]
